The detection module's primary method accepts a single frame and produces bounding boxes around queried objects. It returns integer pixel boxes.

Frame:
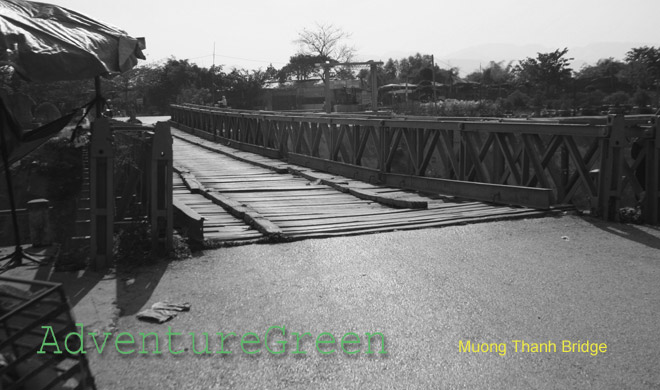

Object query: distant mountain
[439,42,654,75]
[359,42,656,77]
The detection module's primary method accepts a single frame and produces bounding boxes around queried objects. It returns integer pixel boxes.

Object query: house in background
[262,79,369,112]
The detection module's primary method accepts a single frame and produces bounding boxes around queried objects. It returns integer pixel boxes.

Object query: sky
[47,0,660,75]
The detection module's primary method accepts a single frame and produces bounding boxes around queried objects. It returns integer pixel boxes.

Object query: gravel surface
[85,215,660,389]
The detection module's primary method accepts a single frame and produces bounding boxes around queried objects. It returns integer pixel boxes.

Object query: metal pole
[324,65,332,114]
[0,111,22,253]
[431,55,437,106]
[212,42,216,104]
[405,79,408,104]
[371,62,378,112]
[95,76,102,118]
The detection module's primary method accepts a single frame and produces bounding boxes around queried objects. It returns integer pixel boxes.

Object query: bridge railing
[170,104,659,224]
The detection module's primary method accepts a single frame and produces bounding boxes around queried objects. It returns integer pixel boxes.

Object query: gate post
[645,116,660,224]
[597,115,626,220]
[212,112,218,142]
[370,62,378,112]
[150,122,173,252]
[378,121,386,179]
[458,123,467,180]
[90,118,114,270]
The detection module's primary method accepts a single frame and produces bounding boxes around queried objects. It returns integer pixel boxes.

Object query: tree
[575,58,627,93]
[263,64,279,81]
[105,64,162,113]
[437,67,460,85]
[295,23,355,63]
[383,59,398,82]
[466,61,514,85]
[624,46,660,91]
[224,68,269,109]
[279,54,328,81]
[140,57,229,112]
[603,91,631,106]
[294,23,356,82]
[356,63,388,92]
[396,53,432,83]
[146,58,199,110]
[503,90,531,111]
[514,48,573,99]
[392,53,451,86]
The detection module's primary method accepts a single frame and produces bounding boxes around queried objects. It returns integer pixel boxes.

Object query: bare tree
[294,23,356,81]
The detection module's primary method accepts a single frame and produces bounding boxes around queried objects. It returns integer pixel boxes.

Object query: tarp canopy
[417,81,446,88]
[0,0,145,82]
[388,89,415,95]
[0,0,145,166]
[379,83,417,91]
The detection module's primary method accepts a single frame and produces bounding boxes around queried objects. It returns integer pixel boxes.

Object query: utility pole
[370,61,378,112]
[432,54,437,115]
[431,54,437,103]
[212,42,216,104]
[323,63,332,113]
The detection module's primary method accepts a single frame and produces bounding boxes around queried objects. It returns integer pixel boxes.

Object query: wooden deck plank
[284,210,549,238]
[262,204,499,223]
[171,127,557,244]
[275,207,529,231]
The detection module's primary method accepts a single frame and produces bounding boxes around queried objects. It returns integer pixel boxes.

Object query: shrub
[504,90,531,110]
[604,91,631,106]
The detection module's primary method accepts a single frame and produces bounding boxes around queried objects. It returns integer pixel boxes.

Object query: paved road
[84,215,659,389]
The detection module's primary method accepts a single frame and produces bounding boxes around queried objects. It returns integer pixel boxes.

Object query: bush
[503,90,531,110]
[31,135,83,201]
[604,91,631,106]
[632,88,652,107]
[114,219,192,267]
[439,99,503,117]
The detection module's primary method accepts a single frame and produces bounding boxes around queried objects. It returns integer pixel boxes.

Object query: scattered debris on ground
[136,301,191,323]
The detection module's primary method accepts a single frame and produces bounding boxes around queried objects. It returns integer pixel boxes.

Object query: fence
[170,104,659,224]
[0,276,96,389]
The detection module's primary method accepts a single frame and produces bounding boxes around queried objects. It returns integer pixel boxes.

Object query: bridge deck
[174,176,263,243]
[171,127,561,244]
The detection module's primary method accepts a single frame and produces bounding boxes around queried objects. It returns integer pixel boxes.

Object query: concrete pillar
[27,198,51,247]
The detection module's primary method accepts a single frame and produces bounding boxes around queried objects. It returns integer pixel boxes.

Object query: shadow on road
[43,266,106,307]
[12,246,107,308]
[583,216,660,252]
[116,260,169,316]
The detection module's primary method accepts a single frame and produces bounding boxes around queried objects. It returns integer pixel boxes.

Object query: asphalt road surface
[80,215,660,389]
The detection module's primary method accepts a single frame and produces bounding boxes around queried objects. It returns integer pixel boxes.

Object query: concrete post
[597,115,626,220]
[646,116,660,224]
[27,198,51,247]
[324,65,332,114]
[90,118,114,270]
[150,122,173,252]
